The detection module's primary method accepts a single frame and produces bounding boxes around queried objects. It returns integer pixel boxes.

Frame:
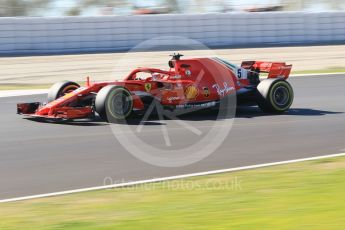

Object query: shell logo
[185,85,199,100]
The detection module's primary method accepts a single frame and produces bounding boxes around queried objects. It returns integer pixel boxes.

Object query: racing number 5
[237,69,242,79]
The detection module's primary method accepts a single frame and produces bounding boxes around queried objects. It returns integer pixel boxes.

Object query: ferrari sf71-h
[17,53,294,122]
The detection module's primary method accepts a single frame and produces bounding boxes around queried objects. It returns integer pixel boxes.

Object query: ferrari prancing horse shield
[144,83,152,92]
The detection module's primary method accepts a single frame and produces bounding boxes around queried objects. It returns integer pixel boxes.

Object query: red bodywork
[17,56,292,120]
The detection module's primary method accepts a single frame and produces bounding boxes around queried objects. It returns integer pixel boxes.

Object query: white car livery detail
[213,57,248,80]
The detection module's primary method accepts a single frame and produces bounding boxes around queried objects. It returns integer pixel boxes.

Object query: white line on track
[0,72,344,98]
[1,152,344,203]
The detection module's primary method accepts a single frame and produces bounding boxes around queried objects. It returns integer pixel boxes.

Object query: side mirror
[168,60,175,68]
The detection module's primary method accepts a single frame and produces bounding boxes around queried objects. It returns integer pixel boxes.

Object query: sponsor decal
[167,96,181,102]
[185,69,192,76]
[279,65,291,70]
[171,75,181,79]
[176,101,216,109]
[212,82,235,97]
[144,83,152,92]
[203,87,210,97]
[185,85,199,100]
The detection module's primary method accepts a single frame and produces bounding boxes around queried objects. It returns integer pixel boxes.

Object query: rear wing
[241,61,292,79]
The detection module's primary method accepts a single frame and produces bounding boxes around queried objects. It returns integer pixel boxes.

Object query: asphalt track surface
[0,74,344,200]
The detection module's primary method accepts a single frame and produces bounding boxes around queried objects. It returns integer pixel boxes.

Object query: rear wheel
[95,86,134,122]
[47,81,80,102]
[257,79,294,113]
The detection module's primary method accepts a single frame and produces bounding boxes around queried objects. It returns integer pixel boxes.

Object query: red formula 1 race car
[17,53,294,122]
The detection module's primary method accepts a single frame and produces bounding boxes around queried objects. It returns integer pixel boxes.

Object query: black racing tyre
[257,79,294,113]
[47,81,80,102]
[95,85,134,123]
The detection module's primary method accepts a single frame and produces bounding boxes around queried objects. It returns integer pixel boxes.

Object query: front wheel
[47,81,80,103]
[257,79,294,113]
[95,85,134,123]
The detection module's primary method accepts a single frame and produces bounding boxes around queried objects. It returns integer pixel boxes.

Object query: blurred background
[1,0,345,17]
[0,0,344,84]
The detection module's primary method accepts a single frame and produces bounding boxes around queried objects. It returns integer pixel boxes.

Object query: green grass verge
[0,156,344,230]
[1,68,344,91]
